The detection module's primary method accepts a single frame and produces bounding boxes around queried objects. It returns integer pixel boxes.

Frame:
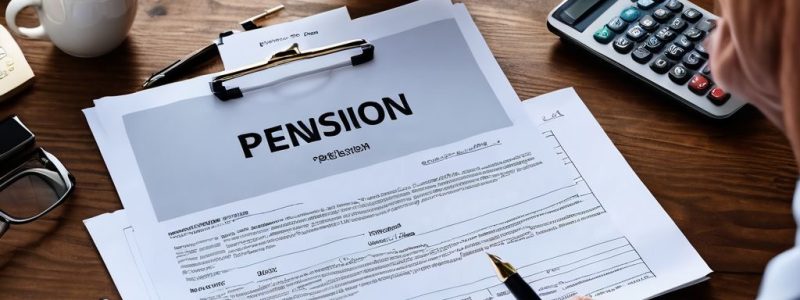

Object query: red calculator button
[707,87,730,105]
[688,74,711,95]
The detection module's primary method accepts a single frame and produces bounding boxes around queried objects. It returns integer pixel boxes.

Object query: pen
[142,41,220,89]
[487,253,541,300]
[142,5,285,89]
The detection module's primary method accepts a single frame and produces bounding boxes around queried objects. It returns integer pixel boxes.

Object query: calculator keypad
[644,36,663,52]
[665,0,683,12]
[608,17,628,33]
[639,15,659,31]
[707,87,730,104]
[675,35,693,49]
[682,52,705,69]
[664,44,685,60]
[614,37,635,53]
[650,56,673,74]
[655,27,676,41]
[626,26,648,41]
[594,0,730,106]
[688,74,711,94]
[681,8,703,22]
[652,8,673,22]
[631,47,653,63]
[620,7,641,22]
[667,17,687,31]
[668,64,691,84]
[637,0,656,9]
[593,26,616,44]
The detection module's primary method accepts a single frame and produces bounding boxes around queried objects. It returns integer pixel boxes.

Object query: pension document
[85,88,710,300]
[83,12,583,299]
[82,1,710,298]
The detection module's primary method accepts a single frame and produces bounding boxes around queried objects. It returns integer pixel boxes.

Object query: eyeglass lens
[0,173,61,220]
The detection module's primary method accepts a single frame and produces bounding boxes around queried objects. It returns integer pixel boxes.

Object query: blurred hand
[569,296,592,300]
[707,0,800,162]
[707,1,784,128]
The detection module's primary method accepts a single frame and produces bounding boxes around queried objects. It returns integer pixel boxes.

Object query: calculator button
[655,27,677,41]
[669,64,692,84]
[682,51,705,69]
[626,25,647,41]
[607,17,628,33]
[652,8,673,22]
[701,64,711,75]
[688,74,711,94]
[696,19,717,32]
[668,17,687,31]
[665,0,683,12]
[639,15,659,31]
[675,35,693,49]
[593,26,616,44]
[620,7,641,22]
[683,28,705,41]
[694,42,709,58]
[650,56,674,74]
[665,44,686,60]
[637,0,656,9]
[707,87,730,105]
[682,8,703,23]
[644,36,664,51]
[614,37,635,53]
[632,46,653,63]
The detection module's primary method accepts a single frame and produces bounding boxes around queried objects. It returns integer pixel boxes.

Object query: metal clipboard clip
[209,39,375,101]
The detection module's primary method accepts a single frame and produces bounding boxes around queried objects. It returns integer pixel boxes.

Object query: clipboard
[209,39,375,101]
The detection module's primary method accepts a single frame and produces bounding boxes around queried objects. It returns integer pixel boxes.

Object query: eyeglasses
[0,148,75,237]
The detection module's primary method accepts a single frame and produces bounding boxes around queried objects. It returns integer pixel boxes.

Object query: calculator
[547,0,745,119]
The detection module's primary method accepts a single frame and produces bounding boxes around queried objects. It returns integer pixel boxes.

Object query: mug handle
[5,0,48,40]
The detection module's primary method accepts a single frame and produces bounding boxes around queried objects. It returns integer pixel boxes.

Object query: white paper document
[216,7,352,69]
[84,210,158,300]
[82,1,709,299]
[86,87,710,299]
[86,9,581,299]
[216,0,456,70]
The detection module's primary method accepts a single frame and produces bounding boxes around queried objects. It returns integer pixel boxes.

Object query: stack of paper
[83,1,711,299]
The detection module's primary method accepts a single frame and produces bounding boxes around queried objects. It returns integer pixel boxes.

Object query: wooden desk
[0,0,795,298]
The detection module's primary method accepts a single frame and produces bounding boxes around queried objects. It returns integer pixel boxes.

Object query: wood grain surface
[0,0,796,299]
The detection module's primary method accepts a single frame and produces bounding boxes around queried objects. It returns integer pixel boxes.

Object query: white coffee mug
[5,0,137,57]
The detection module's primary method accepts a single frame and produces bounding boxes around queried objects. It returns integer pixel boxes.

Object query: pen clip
[209,39,375,101]
[240,4,285,31]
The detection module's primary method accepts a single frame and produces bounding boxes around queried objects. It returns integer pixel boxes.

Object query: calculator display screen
[563,0,604,24]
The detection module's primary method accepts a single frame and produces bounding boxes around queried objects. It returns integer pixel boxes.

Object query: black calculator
[547,0,745,119]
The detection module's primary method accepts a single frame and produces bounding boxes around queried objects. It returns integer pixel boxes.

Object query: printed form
[88,15,582,299]
[83,1,710,299]
[85,88,711,300]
